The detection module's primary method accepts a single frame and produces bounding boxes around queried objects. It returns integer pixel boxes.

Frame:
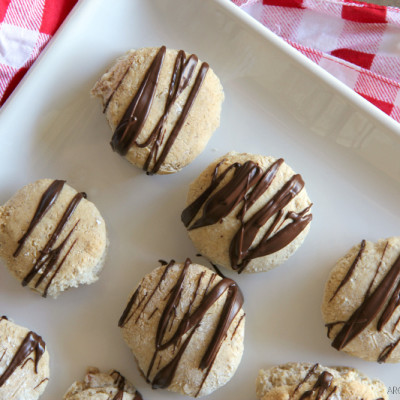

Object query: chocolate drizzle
[110,370,142,400]
[119,259,244,395]
[110,46,209,174]
[329,251,400,361]
[298,371,333,400]
[33,378,48,390]
[290,364,318,399]
[111,370,125,400]
[329,240,366,302]
[378,336,400,363]
[11,180,85,296]
[0,331,46,387]
[21,192,84,296]
[289,365,336,400]
[13,180,65,257]
[182,159,312,273]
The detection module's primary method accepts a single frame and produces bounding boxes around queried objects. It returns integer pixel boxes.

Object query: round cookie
[256,362,387,400]
[322,237,400,363]
[0,179,108,298]
[181,152,313,273]
[91,46,224,175]
[0,316,50,400]
[63,367,142,400]
[118,259,245,397]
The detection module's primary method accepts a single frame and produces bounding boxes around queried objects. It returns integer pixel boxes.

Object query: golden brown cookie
[322,237,400,363]
[181,152,312,273]
[118,259,245,397]
[91,46,224,175]
[256,362,387,400]
[63,367,142,400]
[0,179,107,298]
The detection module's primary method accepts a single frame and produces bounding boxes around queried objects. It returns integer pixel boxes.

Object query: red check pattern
[0,0,399,123]
[0,0,78,106]
[232,0,400,123]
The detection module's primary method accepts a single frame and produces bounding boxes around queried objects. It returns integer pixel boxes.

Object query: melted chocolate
[111,46,166,156]
[150,62,208,174]
[378,336,400,363]
[331,252,400,354]
[290,364,317,399]
[111,46,209,174]
[14,180,65,257]
[138,51,199,173]
[33,377,48,390]
[298,371,333,400]
[111,370,125,400]
[0,331,46,387]
[289,365,337,400]
[181,161,240,227]
[22,192,85,295]
[119,259,244,393]
[110,370,143,400]
[182,159,312,273]
[365,241,388,300]
[329,240,366,302]
[118,285,141,328]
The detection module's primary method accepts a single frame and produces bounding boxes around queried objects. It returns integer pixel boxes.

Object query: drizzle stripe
[14,180,65,257]
[181,162,240,227]
[111,46,166,155]
[22,193,84,288]
[230,174,306,268]
[0,332,45,387]
[150,62,208,174]
[331,253,400,351]
[329,240,366,302]
[123,259,244,392]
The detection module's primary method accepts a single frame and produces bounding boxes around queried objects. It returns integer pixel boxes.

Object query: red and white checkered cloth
[1,0,400,123]
[232,0,400,123]
[0,0,78,106]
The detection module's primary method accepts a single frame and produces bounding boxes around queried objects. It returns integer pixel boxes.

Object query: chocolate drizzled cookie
[182,152,312,273]
[322,237,400,362]
[91,46,224,175]
[119,259,245,397]
[0,179,108,298]
[0,318,49,400]
[256,362,387,400]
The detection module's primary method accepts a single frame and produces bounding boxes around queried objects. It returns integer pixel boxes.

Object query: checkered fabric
[0,0,78,106]
[1,0,400,123]
[232,0,400,123]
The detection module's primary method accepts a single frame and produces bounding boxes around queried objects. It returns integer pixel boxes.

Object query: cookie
[322,237,400,363]
[0,179,107,298]
[91,46,224,175]
[181,152,312,273]
[118,259,245,397]
[0,316,50,400]
[256,362,387,400]
[63,367,142,400]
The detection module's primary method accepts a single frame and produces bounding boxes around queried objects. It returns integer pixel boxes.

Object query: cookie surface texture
[119,259,245,397]
[0,179,107,298]
[63,367,142,400]
[0,317,50,400]
[256,362,387,400]
[91,46,224,174]
[181,152,312,273]
[322,237,400,363]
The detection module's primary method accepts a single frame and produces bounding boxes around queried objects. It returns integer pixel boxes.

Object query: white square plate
[1,0,400,399]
